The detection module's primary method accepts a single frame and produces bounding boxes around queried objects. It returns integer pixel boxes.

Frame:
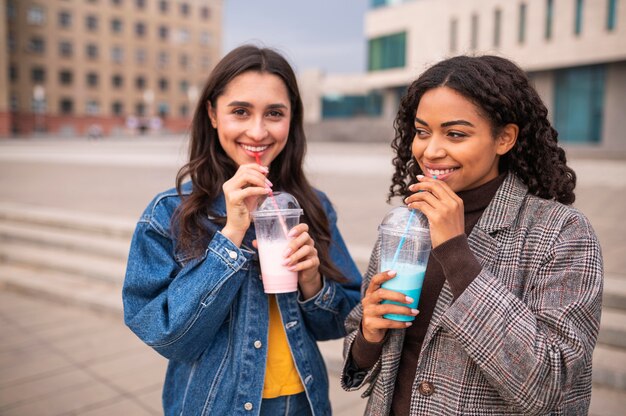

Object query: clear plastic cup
[251,192,303,294]
[378,207,431,322]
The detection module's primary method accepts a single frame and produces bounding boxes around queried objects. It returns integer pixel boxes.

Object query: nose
[246,117,269,142]
[422,134,446,160]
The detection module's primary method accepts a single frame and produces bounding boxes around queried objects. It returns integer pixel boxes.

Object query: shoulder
[138,182,193,235]
[519,193,597,241]
[313,188,337,219]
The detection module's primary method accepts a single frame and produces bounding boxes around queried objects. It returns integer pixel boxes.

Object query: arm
[298,193,362,340]
[441,213,603,414]
[123,219,251,362]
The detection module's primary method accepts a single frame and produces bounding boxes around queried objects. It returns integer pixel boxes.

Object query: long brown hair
[174,45,344,281]
[390,55,576,204]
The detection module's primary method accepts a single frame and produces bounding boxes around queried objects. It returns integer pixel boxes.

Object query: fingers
[365,270,400,296]
[283,224,319,272]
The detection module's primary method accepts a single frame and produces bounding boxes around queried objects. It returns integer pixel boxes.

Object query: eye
[414,128,430,138]
[232,108,248,116]
[267,110,284,119]
[448,130,467,139]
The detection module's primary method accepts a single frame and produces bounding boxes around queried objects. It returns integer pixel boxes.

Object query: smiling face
[411,87,517,192]
[208,71,291,167]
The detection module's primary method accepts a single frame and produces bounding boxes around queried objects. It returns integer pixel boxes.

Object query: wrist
[221,224,245,247]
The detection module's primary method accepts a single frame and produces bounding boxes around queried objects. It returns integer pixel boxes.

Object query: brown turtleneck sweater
[350,174,506,416]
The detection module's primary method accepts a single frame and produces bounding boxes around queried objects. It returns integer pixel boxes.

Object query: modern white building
[303,0,626,150]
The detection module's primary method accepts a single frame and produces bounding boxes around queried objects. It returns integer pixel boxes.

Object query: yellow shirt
[262,295,305,398]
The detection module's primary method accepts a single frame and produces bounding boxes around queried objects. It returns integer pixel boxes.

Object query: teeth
[427,168,457,176]
[241,144,269,152]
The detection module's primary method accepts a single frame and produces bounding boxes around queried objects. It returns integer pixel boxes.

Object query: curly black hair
[390,55,576,205]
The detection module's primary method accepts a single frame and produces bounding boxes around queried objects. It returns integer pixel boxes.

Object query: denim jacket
[123,182,362,416]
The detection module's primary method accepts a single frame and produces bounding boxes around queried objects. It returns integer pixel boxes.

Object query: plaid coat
[342,174,603,415]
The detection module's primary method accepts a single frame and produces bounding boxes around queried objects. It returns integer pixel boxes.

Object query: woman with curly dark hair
[123,45,361,416]
[341,55,603,415]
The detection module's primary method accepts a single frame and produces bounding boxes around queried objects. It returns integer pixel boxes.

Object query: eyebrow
[414,117,475,128]
[227,101,288,110]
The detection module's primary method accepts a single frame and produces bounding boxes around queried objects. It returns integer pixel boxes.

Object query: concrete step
[590,384,626,416]
[0,220,130,260]
[598,308,626,349]
[0,202,135,238]
[593,344,626,390]
[0,241,126,284]
[604,276,626,311]
[0,264,122,316]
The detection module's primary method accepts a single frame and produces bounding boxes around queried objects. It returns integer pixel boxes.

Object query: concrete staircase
[0,202,625,413]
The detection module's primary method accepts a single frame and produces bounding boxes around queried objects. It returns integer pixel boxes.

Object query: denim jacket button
[228,250,238,260]
[244,402,253,411]
[254,340,262,349]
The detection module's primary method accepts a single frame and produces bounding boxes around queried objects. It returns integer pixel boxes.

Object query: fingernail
[404,197,410,204]
[287,228,297,238]
[405,296,414,303]
[265,179,273,187]
[260,166,269,173]
[408,184,416,191]
[283,247,292,257]
[282,259,291,266]
[405,322,412,327]
[417,175,425,180]
[411,309,419,315]
[388,270,397,277]
[288,266,297,271]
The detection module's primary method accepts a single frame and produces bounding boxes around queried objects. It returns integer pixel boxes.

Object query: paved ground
[0,136,624,415]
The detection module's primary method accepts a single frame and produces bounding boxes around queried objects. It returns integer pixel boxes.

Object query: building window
[135,76,146,89]
[322,92,383,118]
[111,18,123,33]
[111,46,124,63]
[180,104,189,117]
[86,44,98,59]
[180,80,189,93]
[87,72,99,87]
[112,101,124,115]
[59,70,73,85]
[180,53,189,69]
[607,0,618,30]
[86,15,98,31]
[10,96,18,111]
[575,0,584,35]
[135,22,146,37]
[368,32,406,71]
[494,9,502,47]
[58,11,72,28]
[545,0,554,39]
[32,67,46,83]
[59,41,73,57]
[200,31,212,45]
[8,32,16,52]
[9,65,18,81]
[111,0,122,5]
[60,98,73,114]
[470,14,479,50]
[158,102,169,117]
[180,2,189,16]
[29,37,46,53]
[27,5,45,25]
[159,25,169,40]
[86,100,100,115]
[159,78,169,91]
[7,1,16,20]
[201,56,211,70]
[135,48,147,64]
[136,102,146,116]
[519,3,527,44]
[135,0,146,9]
[159,51,169,67]
[177,28,190,43]
[201,6,210,19]
[112,74,123,88]
[159,1,168,13]
[554,64,606,143]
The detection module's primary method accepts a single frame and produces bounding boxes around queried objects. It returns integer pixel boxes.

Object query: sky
[222,0,369,75]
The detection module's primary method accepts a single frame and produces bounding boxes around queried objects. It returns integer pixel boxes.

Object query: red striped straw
[254,154,290,238]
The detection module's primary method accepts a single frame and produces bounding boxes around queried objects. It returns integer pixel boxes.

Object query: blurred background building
[0,0,222,137]
[302,0,626,150]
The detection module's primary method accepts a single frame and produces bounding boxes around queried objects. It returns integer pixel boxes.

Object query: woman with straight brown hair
[123,45,361,416]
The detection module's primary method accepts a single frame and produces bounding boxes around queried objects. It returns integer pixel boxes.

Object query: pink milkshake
[257,239,298,293]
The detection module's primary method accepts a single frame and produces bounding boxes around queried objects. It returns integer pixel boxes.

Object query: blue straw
[390,209,415,269]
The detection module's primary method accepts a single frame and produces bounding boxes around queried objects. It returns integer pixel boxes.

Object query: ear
[207,101,217,129]
[496,123,518,155]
